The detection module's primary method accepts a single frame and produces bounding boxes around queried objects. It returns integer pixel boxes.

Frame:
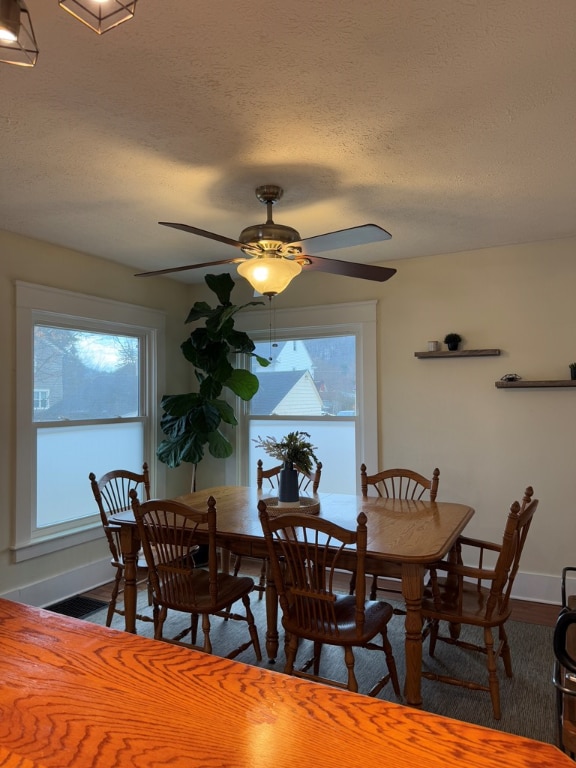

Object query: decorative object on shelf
[570,363,576,381]
[427,340,440,352]
[500,373,522,382]
[444,332,462,351]
[253,431,318,504]
[260,496,321,516]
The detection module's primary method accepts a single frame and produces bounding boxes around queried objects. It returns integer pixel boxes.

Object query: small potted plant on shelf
[569,363,576,381]
[444,332,462,351]
[253,431,318,503]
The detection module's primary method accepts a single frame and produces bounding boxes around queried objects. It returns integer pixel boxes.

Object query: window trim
[14,281,166,562]
[233,300,378,491]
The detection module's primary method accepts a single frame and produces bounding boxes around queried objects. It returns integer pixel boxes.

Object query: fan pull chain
[268,296,278,361]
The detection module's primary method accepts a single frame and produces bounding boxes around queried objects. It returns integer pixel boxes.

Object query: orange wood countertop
[0,598,568,768]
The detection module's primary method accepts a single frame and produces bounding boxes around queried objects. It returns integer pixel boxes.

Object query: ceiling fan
[136,185,397,296]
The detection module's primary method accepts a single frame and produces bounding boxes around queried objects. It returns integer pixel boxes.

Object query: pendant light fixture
[237,257,302,297]
[0,0,39,67]
[59,0,138,35]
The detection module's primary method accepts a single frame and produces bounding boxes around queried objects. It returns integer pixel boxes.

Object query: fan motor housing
[238,222,301,247]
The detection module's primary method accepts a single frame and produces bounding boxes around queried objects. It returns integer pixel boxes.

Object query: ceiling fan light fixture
[0,0,38,67]
[237,257,302,297]
[59,0,138,34]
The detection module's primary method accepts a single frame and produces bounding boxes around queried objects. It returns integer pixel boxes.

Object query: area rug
[84,592,557,746]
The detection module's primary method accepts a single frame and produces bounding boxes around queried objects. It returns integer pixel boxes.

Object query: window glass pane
[36,422,144,528]
[250,336,356,416]
[33,327,140,422]
[249,419,356,494]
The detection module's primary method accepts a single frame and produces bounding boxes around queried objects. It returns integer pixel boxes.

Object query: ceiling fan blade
[289,224,392,255]
[159,222,245,250]
[298,254,396,282]
[135,256,244,278]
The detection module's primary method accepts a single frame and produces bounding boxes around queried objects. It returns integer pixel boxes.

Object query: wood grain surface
[0,599,569,767]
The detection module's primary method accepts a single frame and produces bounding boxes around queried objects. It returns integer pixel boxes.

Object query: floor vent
[46,596,108,619]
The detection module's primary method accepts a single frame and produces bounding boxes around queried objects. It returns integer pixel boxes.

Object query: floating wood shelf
[414,349,501,358]
[495,380,576,389]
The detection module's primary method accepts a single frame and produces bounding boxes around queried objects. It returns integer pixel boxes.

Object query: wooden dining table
[112,485,474,708]
[0,598,570,768]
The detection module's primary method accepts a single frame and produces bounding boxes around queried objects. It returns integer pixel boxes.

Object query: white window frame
[14,281,166,562]
[233,300,378,491]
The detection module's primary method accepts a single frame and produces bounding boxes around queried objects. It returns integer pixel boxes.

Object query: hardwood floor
[83,557,561,628]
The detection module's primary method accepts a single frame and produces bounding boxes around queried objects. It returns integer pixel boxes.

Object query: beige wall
[1,228,574,603]
[0,229,194,597]
[221,236,576,601]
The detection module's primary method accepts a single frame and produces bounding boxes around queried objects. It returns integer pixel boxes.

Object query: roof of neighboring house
[251,370,309,415]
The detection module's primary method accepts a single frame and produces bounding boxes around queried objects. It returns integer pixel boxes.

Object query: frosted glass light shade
[0,0,38,67]
[237,257,302,296]
[59,0,138,34]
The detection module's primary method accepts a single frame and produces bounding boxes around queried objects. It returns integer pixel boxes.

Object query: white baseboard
[512,571,568,606]
[1,558,111,608]
[0,562,569,610]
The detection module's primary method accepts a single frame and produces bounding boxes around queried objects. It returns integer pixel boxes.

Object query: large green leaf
[199,376,223,399]
[185,301,213,324]
[212,398,238,426]
[160,392,201,418]
[226,368,260,400]
[205,272,234,305]
[157,433,205,467]
[208,430,233,459]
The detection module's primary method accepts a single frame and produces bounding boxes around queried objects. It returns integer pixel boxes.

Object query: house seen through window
[247,335,358,493]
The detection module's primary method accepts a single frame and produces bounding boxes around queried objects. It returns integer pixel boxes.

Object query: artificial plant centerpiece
[157,273,269,489]
[253,431,319,503]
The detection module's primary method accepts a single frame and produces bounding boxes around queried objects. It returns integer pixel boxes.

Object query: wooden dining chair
[130,492,262,662]
[356,464,441,600]
[231,459,323,597]
[89,463,154,627]
[420,486,538,719]
[258,501,401,698]
[361,464,440,501]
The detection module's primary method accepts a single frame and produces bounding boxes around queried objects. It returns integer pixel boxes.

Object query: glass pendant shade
[0,0,38,67]
[59,0,138,34]
[237,257,302,297]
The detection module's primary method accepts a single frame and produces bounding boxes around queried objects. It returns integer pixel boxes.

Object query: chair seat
[157,570,256,613]
[422,579,511,626]
[283,595,394,645]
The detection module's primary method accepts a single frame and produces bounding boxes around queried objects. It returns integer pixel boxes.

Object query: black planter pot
[278,461,299,503]
[447,342,459,351]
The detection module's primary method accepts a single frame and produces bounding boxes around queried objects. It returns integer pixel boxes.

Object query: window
[15,282,165,561]
[33,389,50,411]
[235,301,377,493]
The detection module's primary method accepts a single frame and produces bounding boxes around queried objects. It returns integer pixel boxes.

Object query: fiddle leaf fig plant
[157,273,269,473]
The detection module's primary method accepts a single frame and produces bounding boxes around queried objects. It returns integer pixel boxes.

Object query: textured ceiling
[2,0,576,283]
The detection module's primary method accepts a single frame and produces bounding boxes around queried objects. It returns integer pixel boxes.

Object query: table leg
[401,562,424,707]
[119,525,139,634]
[265,559,279,663]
